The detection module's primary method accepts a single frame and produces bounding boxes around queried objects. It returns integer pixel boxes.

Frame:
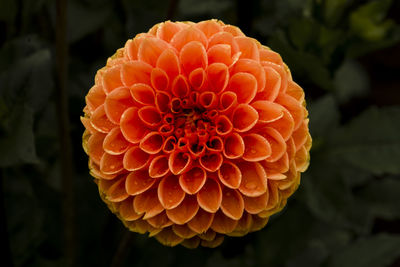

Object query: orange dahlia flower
[81,20,311,248]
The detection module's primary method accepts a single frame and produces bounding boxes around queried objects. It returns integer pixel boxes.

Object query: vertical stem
[55,0,75,266]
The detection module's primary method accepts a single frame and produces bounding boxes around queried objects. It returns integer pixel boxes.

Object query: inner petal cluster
[81,19,311,248]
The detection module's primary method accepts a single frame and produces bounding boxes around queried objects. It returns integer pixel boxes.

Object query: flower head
[81,19,311,248]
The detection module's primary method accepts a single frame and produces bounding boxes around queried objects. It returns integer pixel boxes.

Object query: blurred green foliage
[1,0,400,266]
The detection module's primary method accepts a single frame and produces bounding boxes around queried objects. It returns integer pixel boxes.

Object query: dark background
[1,0,400,266]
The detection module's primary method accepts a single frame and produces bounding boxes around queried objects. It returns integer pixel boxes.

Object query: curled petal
[100,153,124,174]
[166,195,199,224]
[208,32,239,55]
[86,85,105,112]
[237,162,268,197]
[171,75,189,98]
[219,91,237,114]
[261,152,289,175]
[243,133,272,162]
[228,72,257,104]
[155,228,184,247]
[207,63,229,93]
[275,94,304,131]
[207,44,232,66]
[103,127,130,155]
[89,160,117,180]
[104,86,134,124]
[156,21,182,42]
[222,25,244,37]
[286,80,305,102]
[235,36,260,61]
[155,91,171,113]
[292,119,309,151]
[188,209,214,234]
[197,178,222,213]
[172,225,197,239]
[265,107,294,141]
[215,115,233,136]
[210,211,238,234]
[138,37,170,66]
[221,188,244,220]
[218,161,242,189]
[140,132,164,154]
[259,127,287,162]
[87,132,105,165]
[259,47,283,65]
[261,61,287,93]
[121,61,152,87]
[180,41,208,74]
[123,146,151,171]
[243,192,269,214]
[156,48,180,81]
[199,91,218,109]
[119,198,142,221]
[120,107,148,143]
[163,136,177,154]
[170,26,208,51]
[147,212,173,229]
[295,146,309,172]
[251,100,284,123]
[231,59,266,92]
[179,166,207,194]
[133,188,164,219]
[125,169,156,196]
[169,151,192,175]
[188,68,206,90]
[261,66,281,102]
[91,105,115,133]
[199,153,223,172]
[130,83,155,106]
[106,175,129,202]
[223,132,245,159]
[206,136,223,152]
[151,68,169,91]
[102,65,123,94]
[149,155,170,178]
[138,106,162,128]
[196,20,223,38]
[231,104,259,132]
[158,175,185,209]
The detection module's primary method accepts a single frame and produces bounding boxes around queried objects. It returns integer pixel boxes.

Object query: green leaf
[308,94,339,138]
[323,0,352,27]
[333,59,369,103]
[326,234,400,267]
[328,106,400,175]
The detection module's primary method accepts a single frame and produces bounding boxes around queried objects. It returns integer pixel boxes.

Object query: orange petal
[162,136,177,153]
[102,65,123,94]
[154,228,183,247]
[207,63,229,93]
[125,34,149,61]
[261,66,281,101]
[87,132,105,165]
[86,85,106,112]
[179,166,207,194]
[172,224,197,239]
[218,161,242,189]
[237,162,268,197]
[138,37,170,66]
[201,235,224,248]
[158,175,185,209]
[219,91,237,114]
[215,115,233,136]
[169,151,192,175]
[221,188,244,220]
[243,192,268,214]
[206,136,223,152]
[259,127,287,162]
[292,119,309,151]
[89,160,117,180]
[130,83,155,106]
[148,155,170,178]
[228,72,257,104]
[138,106,162,129]
[199,153,223,172]
[196,20,223,38]
[261,61,287,93]
[235,36,260,61]
[100,153,124,175]
[251,100,284,123]
[243,133,272,161]
[265,107,294,141]
[123,146,151,171]
[187,209,214,233]
[223,132,245,159]
[207,44,232,66]
[208,31,239,55]
[275,94,304,131]
[259,47,283,65]
[170,26,208,51]
[103,127,130,155]
[197,178,222,213]
[155,91,171,113]
[166,195,199,224]
[222,25,244,37]
[106,175,129,202]
[156,48,181,81]
[188,68,206,90]
[199,91,218,109]
[286,80,305,102]
[125,169,156,196]
[210,210,238,234]
[231,59,266,92]
[119,198,142,221]
[139,132,164,154]
[104,86,134,124]
[261,152,289,175]
[231,104,259,132]
[120,107,148,144]
[295,146,309,172]
[156,21,182,42]
[121,61,152,87]
[90,104,116,133]
[171,75,189,98]
[146,212,173,230]
[133,188,164,219]
[151,67,169,91]
[179,41,207,74]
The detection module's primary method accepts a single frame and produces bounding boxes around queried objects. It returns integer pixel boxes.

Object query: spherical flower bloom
[81,19,311,248]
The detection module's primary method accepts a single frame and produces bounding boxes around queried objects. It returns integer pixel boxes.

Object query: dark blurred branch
[166,0,179,20]
[110,231,134,267]
[0,171,14,267]
[55,0,76,266]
